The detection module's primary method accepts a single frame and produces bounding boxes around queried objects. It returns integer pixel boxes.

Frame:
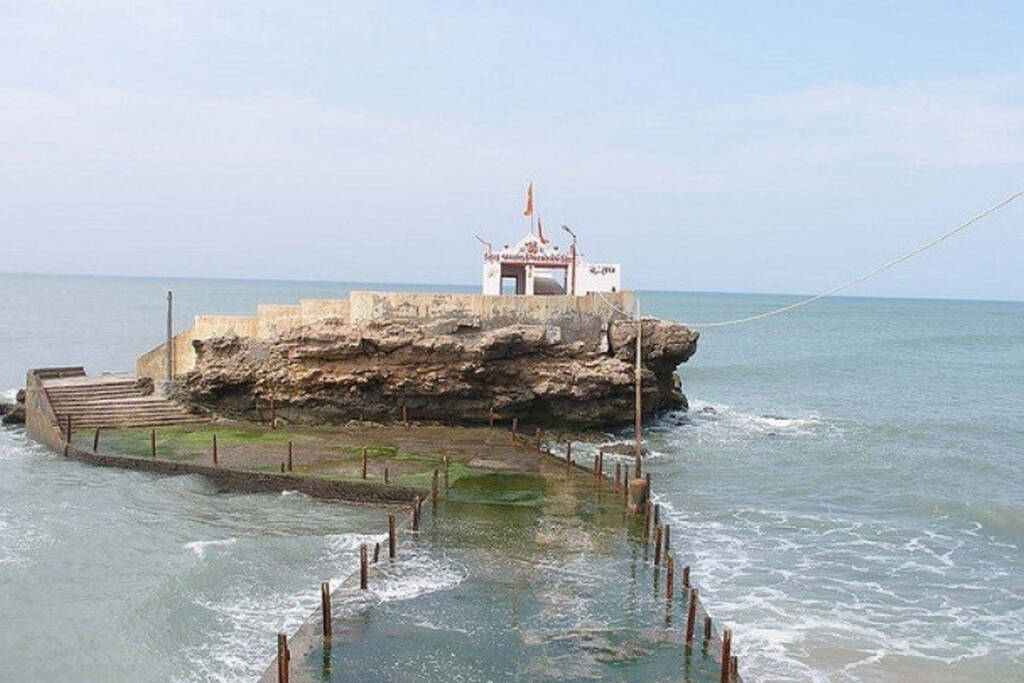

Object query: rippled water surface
[1,274,1022,681]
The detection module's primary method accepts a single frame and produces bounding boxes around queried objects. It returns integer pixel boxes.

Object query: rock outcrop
[1,388,26,425]
[181,317,698,428]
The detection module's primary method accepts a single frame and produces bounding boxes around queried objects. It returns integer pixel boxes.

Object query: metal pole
[166,291,173,381]
[634,298,643,477]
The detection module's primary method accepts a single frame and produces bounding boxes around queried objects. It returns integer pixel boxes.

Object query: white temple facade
[482,230,622,296]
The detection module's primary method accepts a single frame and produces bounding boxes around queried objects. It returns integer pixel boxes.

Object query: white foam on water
[649,486,1024,681]
[183,538,238,559]
[669,399,836,440]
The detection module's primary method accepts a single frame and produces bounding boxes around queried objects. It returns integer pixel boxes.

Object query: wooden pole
[623,465,630,505]
[593,455,599,476]
[720,628,732,683]
[320,582,332,637]
[431,469,439,510]
[150,429,156,457]
[359,544,368,589]
[280,463,285,473]
[361,447,367,479]
[643,500,652,538]
[287,441,293,472]
[388,514,396,559]
[277,633,289,683]
[212,434,218,465]
[686,588,698,644]
[666,555,675,601]
[597,453,604,479]
[166,291,173,382]
[634,299,643,478]
[730,655,738,681]
[92,427,100,453]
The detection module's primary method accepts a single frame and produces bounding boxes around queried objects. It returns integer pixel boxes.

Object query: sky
[1,1,1022,300]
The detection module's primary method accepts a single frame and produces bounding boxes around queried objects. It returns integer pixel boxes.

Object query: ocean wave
[183,538,238,559]
[647,493,1024,681]
[658,398,837,441]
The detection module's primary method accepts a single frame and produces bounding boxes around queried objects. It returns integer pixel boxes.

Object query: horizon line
[0,269,1021,306]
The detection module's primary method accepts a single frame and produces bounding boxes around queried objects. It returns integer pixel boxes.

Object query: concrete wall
[348,291,634,326]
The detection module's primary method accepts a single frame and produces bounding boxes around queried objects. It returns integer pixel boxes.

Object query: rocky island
[179,314,698,428]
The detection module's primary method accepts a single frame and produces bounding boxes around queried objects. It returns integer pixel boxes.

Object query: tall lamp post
[561,224,577,296]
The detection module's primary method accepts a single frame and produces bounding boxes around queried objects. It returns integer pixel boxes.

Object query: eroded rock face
[181,318,698,428]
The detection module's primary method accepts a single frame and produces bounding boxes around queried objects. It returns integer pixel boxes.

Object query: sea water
[0,273,1021,682]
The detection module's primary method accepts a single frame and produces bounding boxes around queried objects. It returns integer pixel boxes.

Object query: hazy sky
[1,1,1022,299]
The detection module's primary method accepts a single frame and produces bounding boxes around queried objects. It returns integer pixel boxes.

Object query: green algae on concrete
[295,459,724,683]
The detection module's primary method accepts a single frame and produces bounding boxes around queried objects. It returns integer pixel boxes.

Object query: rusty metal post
[615,462,621,488]
[443,455,450,489]
[65,415,72,443]
[654,503,660,528]
[212,434,218,465]
[93,427,100,453]
[683,565,691,588]
[359,544,368,589]
[654,525,663,566]
[664,524,671,553]
[566,440,572,463]
[720,628,732,683]
[150,429,156,457]
[361,447,367,479]
[373,542,380,563]
[666,555,675,601]
[320,582,332,637]
[686,588,698,644]
[388,514,396,559]
[704,615,712,642]
[277,633,289,683]
[431,469,439,510]
[412,499,420,531]
[384,466,390,484]
[402,405,409,427]
[622,479,647,516]
[287,441,293,472]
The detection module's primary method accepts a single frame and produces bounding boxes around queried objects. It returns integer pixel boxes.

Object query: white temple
[481,185,622,296]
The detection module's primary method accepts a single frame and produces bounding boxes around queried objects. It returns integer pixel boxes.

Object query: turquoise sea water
[0,273,1021,682]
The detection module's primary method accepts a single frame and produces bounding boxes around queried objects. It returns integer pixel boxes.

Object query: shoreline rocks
[180,317,698,429]
[1,388,26,425]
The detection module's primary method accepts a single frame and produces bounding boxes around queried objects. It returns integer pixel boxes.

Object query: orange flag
[523,181,534,217]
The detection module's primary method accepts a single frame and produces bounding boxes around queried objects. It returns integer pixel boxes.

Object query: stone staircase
[44,374,199,428]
